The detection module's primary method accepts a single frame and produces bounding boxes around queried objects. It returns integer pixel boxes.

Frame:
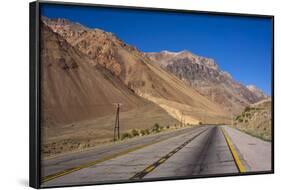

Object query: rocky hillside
[146,50,268,113]
[42,17,229,125]
[247,85,268,99]
[41,21,184,156]
[233,98,272,141]
[41,22,151,126]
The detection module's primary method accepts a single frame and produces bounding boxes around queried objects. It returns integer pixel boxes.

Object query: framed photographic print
[29,0,274,188]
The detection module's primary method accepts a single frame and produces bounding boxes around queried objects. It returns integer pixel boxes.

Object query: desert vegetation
[121,122,188,140]
[233,99,272,141]
[42,121,189,157]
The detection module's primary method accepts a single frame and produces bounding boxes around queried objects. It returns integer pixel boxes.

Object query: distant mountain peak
[146,50,268,113]
[246,85,268,99]
[41,16,89,30]
[146,50,218,70]
[159,50,191,55]
[246,85,257,89]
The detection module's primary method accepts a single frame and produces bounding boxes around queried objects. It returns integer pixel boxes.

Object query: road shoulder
[222,125,272,172]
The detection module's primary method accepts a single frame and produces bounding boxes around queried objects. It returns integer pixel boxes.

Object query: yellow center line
[158,158,166,164]
[42,128,201,183]
[168,152,173,157]
[130,128,208,180]
[42,139,165,183]
[145,166,155,173]
[221,127,246,173]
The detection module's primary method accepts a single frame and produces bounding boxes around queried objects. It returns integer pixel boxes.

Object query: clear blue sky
[41,4,273,95]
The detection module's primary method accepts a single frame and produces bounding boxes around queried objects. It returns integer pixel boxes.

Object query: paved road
[223,126,271,171]
[42,125,272,187]
[42,126,207,178]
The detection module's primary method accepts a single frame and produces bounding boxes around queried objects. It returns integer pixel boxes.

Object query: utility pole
[113,103,122,141]
[228,108,233,126]
[231,112,233,126]
[181,112,183,128]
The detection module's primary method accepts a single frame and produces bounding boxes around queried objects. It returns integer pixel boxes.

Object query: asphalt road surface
[42,125,272,187]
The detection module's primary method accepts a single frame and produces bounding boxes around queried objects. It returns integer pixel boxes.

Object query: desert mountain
[41,22,149,125]
[246,85,268,99]
[145,50,268,113]
[41,21,185,155]
[42,17,229,126]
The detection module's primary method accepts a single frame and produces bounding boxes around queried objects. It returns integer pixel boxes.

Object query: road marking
[168,152,173,156]
[130,128,208,180]
[145,166,155,173]
[158,158,166,164]
[221,127,246,173]
[43,140,166,183]
[42,127,204,183]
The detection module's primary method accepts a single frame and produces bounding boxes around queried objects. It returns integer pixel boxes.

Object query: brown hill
[43,17,229,126]
[41,22,147,125]
[145,50,267,114]
[41,22,180,156]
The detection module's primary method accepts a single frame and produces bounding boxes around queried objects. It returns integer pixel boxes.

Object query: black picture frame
[30,1,274,189]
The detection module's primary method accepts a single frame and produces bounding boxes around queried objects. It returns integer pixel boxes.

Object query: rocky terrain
[41,22,181,156]
[247,85,268,100]
[41,17,230,157]
[233,98,272,141]
[146,50,268,113]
